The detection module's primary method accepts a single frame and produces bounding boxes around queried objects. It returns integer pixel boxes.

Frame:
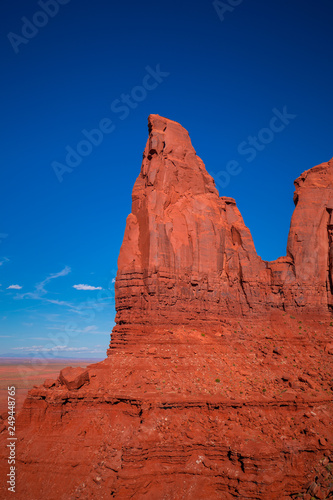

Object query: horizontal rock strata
[1,115,332,500]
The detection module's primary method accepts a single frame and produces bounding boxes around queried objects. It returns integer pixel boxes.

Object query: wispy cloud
[19,266,71,300]
[12,345,104,353]
[12,267,112,320]
[47,324,109,335]
[41,296,112,316]
[7,284,22,289]
[73,284,102,291]
[26,337,53,341]
[46,298,75,308]
[0,257,9,266]
[83,325,97,332]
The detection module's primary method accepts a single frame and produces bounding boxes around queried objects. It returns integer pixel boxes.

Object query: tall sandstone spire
[1,116,332,500]
[111,114,332,350]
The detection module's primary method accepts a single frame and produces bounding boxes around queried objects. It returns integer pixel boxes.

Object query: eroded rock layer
[113,116,268,332]
[1,116,332,500]
[111,114,333,350]
[287,159,333,310]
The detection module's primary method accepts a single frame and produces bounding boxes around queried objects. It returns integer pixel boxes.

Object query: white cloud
[73,284,102,291]
[46,324,109,335]
[0,257,9,266]
[40,296,111,316]
[46,298,75,308]
[12,345,104,354]
[82,325,97,332]
[18,266,71,300]
[46,266,71,281]
[7,284,22,289]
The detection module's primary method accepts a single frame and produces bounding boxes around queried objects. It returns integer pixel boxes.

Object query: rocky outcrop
[287,159,333,309]
[111,115,332,350]
[113,114,268,336]
[0,116,332,500]
[59,366,90,390]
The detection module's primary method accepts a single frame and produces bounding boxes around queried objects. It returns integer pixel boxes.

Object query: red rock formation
[111,115,332,349]
[0,115,332,500]
[287,159,333,309]
[112,115,270,351]
[59,366,90,390]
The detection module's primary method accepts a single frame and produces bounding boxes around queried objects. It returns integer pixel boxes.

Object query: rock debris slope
[1,115,333,500]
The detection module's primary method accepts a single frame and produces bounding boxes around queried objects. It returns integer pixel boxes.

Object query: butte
[1,115,333,500]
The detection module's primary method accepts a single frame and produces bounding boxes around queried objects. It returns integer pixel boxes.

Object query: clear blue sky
[0,0,332,359]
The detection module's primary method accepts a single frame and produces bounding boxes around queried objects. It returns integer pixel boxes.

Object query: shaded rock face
[287,159,333,309]
[112,115,333,349]
[1,115,332,500]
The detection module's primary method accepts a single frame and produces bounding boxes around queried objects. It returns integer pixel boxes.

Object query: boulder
[59,366,89,390]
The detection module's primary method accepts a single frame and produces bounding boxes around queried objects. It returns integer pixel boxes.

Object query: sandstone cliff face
[287,159,333,309]
[1,116,332,500]
[112,115,332,350]
[114,115,269,335]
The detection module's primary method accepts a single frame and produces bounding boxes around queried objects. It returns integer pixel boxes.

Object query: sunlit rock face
[1,116,332,500]
[111,115,333,351]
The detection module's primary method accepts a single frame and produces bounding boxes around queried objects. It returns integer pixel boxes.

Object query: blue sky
[0,0,332,358]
